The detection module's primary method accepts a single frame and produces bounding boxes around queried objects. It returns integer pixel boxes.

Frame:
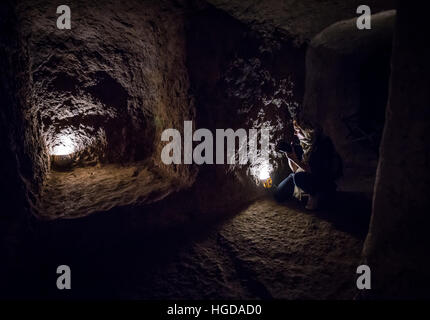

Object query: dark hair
[293,114,321,134]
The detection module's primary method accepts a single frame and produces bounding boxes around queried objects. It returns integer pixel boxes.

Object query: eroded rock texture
[185,6,304,195]
[12,0,200,217]
[23,0,194,172]
[0,1,43,273]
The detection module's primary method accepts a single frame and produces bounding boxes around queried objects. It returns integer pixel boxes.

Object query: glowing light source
[51,135,76,156]
[256,162,273,188]
[258,164,271,180]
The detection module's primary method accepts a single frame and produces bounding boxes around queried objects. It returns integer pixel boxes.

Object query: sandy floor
[37,162,184,219]
[118,198,366,299]
[8,194,369,299]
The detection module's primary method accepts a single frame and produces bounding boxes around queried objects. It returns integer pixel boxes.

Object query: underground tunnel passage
[1,0,430,303]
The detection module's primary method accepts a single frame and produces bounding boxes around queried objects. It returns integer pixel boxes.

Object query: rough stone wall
[185,5,305,211]
[302,11,395,168]
[18,0,195,181]
[0,0,203,220]
[363,2,430,298]
[0,0,47,278]
[0,1,48,210]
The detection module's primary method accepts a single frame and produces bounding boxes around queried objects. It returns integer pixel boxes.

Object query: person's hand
[286,149,298,162]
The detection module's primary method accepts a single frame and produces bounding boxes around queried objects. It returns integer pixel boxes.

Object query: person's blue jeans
[274,171,331,202]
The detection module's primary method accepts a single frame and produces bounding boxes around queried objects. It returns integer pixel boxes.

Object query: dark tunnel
[0,0,429,302]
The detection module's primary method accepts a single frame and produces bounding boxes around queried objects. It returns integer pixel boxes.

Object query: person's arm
[286,151,310,172]
[288,157,299,173]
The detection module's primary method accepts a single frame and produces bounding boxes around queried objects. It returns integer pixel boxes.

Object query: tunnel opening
[19,0,198,220]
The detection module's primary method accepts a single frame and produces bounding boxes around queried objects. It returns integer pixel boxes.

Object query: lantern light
[51,135,76,156]
[50,134,77,170]
[258,164,271,180]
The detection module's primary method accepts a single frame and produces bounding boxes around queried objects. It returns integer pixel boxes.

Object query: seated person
[274,118,342,210]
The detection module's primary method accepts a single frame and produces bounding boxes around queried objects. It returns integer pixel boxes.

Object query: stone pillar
[363,2,430,298]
